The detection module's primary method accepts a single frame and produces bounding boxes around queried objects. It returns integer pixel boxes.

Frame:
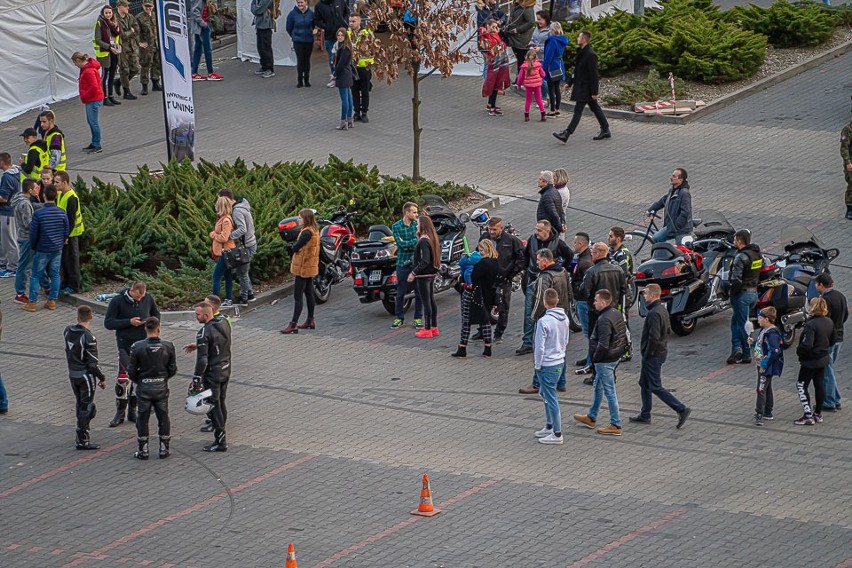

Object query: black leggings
[796,366,825,416]
[292,276,315,322]
[487,90,498,108]
[101,55,117,97]
[547,79,561,111]
[416,277,437,329]
[293,42,313,81]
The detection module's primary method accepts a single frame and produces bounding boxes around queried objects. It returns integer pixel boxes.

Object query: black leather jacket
[590,306,628,363]
[581,258,626,307]
[63,324,106,380]
[128,337,177,399]
[193,316,232,383]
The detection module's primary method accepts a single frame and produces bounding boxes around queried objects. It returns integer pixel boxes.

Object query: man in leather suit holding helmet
[192,301,232,452]
[128,317,177,460]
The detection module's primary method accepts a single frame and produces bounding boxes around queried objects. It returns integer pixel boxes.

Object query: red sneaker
[431,327,440,337]
[206,73,224,81]
[192,73,207,81]
[13,293,28,304]
[414,328,434,339]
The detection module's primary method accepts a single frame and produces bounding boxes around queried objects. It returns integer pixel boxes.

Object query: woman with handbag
[210,196,236,306]
[543,22,568,117]
[453,240,500,358]
[408,215,440,338]
[281,208,320,334]
[93,5,122,106]
[332,27,355,130]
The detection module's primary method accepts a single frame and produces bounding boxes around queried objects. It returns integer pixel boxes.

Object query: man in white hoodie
[533,288,570,445]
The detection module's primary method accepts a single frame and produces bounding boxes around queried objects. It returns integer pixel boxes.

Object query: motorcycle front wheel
[382,294,411,315]
[568,300,583,333]
[778,325,797,349]
[671,315,697,336]
[314,275,332,304]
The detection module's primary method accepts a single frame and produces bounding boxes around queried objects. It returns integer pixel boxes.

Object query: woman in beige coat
[211,196,236,306]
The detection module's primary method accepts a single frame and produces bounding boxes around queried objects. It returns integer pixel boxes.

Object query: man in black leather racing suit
[64,306,107,450]
[128,317,177,460]
[192,301,232,452]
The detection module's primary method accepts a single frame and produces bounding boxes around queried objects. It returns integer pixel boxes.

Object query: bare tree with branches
[362,0,475,180]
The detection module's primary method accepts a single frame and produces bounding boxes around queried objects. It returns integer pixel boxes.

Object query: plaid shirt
[391,218,418,267]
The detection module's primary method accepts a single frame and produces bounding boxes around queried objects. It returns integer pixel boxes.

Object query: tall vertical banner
[157,0,196,161]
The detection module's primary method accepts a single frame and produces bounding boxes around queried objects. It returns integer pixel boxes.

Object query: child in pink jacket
[516,50,546,122]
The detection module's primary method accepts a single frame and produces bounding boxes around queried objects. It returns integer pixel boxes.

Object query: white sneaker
[534,427,553,438]
[538,433,563,445]
[326,80,336,88]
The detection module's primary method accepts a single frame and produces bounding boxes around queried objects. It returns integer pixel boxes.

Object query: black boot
[152,79,162,91]
[846,206,852,220]
[123,89,138,100]
[593,130,612,140]
[141,84,148,95]
[109,96,121,105]
[451,346,467,358]
[103,98,115,107]
[135,437,149,460]
[127,396,138,423]
[360,112,368,123]
[109,399,126,427]
[304,76,311,87]
[203,429,228,452]
[159,436,170,459]
[75,429,100,450]
[353,112,362,122]
[483,345,492,357]
[553,129,570,143]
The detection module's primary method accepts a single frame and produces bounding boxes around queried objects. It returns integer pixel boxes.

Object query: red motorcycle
[278,202,357,303]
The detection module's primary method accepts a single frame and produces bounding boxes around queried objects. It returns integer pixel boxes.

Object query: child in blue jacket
[749,306,784,426]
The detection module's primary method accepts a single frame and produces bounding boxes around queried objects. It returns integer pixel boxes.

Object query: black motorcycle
[351,225,408,315]
[423,195,469,294]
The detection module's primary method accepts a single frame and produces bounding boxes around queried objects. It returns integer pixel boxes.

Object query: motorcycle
[350,224,408,315]
[423,195,469,294]
[278,203,357,304]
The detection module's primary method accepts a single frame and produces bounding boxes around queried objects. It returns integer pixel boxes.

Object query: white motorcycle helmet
[185,389,213,415]
[470,208,490,228]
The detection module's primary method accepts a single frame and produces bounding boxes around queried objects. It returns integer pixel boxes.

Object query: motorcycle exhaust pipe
[781,310,806,328]
[680,303,726,322]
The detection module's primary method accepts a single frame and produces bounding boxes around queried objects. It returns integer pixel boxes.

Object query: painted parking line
[60,454,317,568]
[0,437,135,499]
[566,507,689,568]
[312,478,499,568]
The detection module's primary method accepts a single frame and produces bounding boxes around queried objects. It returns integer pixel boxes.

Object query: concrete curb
[212,33,237,52]
[63,194,499,323]
[563,39,852,125]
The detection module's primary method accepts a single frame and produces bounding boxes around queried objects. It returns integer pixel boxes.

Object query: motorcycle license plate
[369,270,382,283]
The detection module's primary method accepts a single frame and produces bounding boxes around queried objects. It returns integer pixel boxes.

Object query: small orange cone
[285,543,297,568]
[410,474,441,517]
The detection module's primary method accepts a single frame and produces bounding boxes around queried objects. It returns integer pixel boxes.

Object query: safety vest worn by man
[44,127,67,172]
[20,140,50,183]
[58,188,85,237]
[347,28,374,68]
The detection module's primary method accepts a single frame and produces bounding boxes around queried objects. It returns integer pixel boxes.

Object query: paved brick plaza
[1,45,851,567]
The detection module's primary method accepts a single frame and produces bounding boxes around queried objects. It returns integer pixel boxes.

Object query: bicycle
[625,212,662,258]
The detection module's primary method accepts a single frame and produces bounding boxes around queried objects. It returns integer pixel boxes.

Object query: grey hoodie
[251,0,274,29]
[534,307,570,369]
[12,192,34,241]
[230,198,257,248]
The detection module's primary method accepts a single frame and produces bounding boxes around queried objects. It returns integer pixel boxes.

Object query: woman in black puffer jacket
[794,297,835,425]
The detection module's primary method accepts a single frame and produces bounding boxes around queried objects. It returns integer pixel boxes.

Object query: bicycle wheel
[626,230,655,259]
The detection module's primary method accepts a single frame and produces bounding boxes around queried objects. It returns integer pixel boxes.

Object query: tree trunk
[411,69,422,181]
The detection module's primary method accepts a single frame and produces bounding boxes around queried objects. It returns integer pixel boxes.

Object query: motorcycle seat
[367,225,393,240]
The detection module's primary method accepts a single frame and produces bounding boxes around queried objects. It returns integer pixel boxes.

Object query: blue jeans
[212,255,233,300]
[192,26,213,75]
[339,87,353,119]
[533,353,567,390]
[395,266,422,320]
[324,39,336,74]
[522,281,535,347]
[730,290,757,353]
[15,239,43,295]
[589,360,621,427]
[537,364,563,433]
[576,299,591,365]
[824,342,842,408]
[0,372,7,411]
[85,101,102,147]
[638,355,685,419]
[29,250,61,302]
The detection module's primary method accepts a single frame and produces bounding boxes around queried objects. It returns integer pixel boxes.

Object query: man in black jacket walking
[128,317,177,460]
[104,281,160,427]
[574,290,625,435]
[578,242,626,381]
[64,306,107,450]
[629,284,691,428]
[553,30,610,144]
[193,301,232,452]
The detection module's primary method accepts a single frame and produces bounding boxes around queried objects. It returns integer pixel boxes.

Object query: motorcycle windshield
[781,225,826,252]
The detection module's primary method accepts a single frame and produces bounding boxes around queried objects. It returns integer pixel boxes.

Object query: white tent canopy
[0,0,103,122]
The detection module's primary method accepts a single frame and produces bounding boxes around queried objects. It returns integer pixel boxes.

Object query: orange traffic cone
[410,474,441,517]
[285,543,297,568]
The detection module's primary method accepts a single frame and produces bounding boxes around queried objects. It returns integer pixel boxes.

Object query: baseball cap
[19,128,38,137]
[143,0,154,5]
[116,0,129,6]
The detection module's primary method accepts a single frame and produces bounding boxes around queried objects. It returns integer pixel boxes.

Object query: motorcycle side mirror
[458,212,471,223]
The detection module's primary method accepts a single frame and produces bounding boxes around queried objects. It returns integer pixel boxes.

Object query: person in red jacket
[71,52,105,154]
